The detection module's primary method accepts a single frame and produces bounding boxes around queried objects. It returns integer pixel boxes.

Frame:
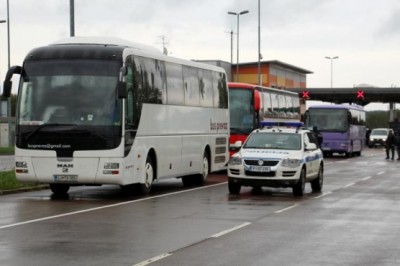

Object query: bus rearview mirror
[117,81,127,98]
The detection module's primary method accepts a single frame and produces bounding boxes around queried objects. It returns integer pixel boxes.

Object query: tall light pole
[228,10,249,82]
[70,0,75,36]
[258,0,261,86]
[325,56,339,88]
[6,0,12,147]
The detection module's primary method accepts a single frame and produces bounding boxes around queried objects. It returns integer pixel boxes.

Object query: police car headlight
[281,158,301,168]
[228,156,242,165]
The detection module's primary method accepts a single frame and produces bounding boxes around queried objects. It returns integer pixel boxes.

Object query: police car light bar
[261,121,304,128]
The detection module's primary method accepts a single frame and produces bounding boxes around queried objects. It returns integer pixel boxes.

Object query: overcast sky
[0,0,399,110]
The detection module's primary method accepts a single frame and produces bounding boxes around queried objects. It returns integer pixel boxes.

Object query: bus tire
[293,168,305,197]
[139,155,154,195]
[50,183,70,196]
[193,150,210,186]
[311,164,323,192]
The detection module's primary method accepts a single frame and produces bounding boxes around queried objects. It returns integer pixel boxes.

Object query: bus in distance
[228,82,300,155]
[304,104,366,157]
[2,37,229,196]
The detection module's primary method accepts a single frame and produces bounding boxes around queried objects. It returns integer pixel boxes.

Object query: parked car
[227,121,324,197]
[368,128,393,148]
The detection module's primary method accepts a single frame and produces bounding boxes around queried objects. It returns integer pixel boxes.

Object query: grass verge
[0,146,14,155]
[0,170,44,193]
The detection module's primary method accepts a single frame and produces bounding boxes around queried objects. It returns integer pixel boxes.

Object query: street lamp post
[70,0,75,36]
[228,10,249,82]
[325,56,339,88]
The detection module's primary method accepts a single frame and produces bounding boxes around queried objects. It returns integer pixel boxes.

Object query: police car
[228,121,324,197]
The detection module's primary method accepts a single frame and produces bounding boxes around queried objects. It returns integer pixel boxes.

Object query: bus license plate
[53,175,78,182]
[249,166,271,172]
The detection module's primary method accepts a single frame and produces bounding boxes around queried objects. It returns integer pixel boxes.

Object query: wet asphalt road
[1,148,400,266]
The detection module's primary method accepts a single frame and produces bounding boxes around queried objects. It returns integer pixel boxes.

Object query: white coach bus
[2,37,229,196]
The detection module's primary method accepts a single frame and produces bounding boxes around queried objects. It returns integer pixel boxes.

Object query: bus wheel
[50,184,70,196]
[140,156,154,195]
[194,151,210,186]
[293,168,305,197]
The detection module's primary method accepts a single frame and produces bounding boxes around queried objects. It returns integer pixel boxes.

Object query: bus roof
[308,104,364,111]
[228,82,298,96]
[30,36,226,74]
[51,36,162,53]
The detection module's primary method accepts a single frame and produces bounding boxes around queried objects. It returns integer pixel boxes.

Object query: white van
[369,128,393,148]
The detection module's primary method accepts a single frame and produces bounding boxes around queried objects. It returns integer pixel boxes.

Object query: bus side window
[125,66,135,127]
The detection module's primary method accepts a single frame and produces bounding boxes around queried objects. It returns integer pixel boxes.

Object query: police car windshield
[244,132,301,150]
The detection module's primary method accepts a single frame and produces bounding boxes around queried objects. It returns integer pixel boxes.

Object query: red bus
[229,82,301,155]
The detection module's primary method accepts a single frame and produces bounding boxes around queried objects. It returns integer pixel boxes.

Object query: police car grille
[245,170,276,177]
[244,160,279,166]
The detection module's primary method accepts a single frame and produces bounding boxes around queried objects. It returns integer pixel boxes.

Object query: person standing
[312,126,323,148]
[385,130,396,160]
[395,131,400,160]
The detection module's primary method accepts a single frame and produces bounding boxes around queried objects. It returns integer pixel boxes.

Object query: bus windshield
[306,108,348,132]
[18,60,121,126]
[229,88,254,134]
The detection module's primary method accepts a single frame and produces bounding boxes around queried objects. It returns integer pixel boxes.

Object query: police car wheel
[293,168,305,197]
[311,165,323,192]
[228,180,241,194]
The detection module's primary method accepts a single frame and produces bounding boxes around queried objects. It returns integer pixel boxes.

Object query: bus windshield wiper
[25,123,77,141]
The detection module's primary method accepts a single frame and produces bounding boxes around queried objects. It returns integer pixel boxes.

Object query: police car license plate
[249,166,271,172]
[53,175,78,182]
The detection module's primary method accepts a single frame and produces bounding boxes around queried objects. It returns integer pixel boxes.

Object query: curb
[0,185,49,195]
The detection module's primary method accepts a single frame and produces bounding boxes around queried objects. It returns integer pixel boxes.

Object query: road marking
[343,182,355,188]
[211,222,251,238]
[0,182,227,230]
[274,204,298,214]
[361,176,372,181]
[133,253,172,266]
[314,191,332,199]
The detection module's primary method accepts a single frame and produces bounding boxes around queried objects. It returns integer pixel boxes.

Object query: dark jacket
[386,132,396,147]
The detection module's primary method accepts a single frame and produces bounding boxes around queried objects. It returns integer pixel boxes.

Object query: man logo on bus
[57,163,73,173]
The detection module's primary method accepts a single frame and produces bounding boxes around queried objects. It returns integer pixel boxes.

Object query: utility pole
[7,0,11,146]
[159,35,168,55]
[70,0,75,36]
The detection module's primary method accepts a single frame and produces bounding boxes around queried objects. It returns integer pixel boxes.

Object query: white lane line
[343,182,355,188]
[314,191,332,199]
[133,253,172,266]
[211,222,251,238]
[377,171,385,175]
[361,176,372,181]
[0,182,227,230]
[274,204,298,214]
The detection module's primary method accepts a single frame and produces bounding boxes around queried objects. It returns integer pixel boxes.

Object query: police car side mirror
[305,142,317,151]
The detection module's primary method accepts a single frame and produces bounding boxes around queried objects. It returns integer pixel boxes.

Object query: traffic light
[356,90,365,99]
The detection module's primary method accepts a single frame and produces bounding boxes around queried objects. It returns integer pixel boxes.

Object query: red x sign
[356,90,365,99]
[301,91,310,99]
